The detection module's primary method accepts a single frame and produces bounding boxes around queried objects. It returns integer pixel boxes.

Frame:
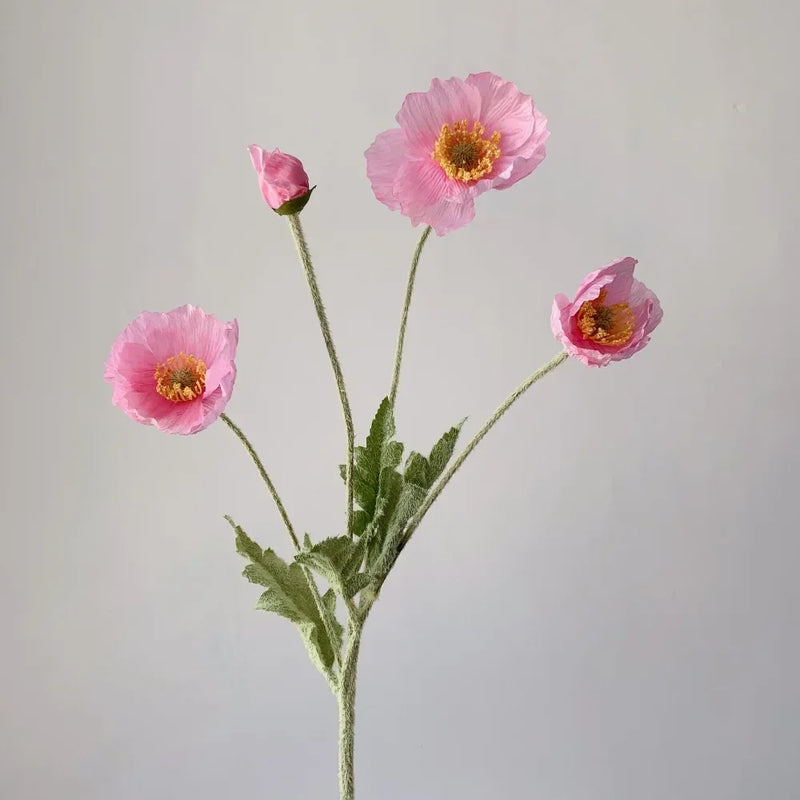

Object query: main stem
[337,617,363,800]
[401,351,569,548]
[389,225,431,407]
[287,214,355,539]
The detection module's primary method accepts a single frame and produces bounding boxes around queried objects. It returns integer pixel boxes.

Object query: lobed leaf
[226,516,337,673]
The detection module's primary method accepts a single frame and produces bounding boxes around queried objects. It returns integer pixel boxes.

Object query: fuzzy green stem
[400,351,569,549]
[337,617,363,800]
[287,214,355,540]
[220,412,341,681]
[220,413,300,550]
[389,226,432,407]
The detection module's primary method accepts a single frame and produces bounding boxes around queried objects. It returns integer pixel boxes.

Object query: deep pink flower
[365,72,549,235]
[248,145,312,213]
[551,258,663,367]
[104,304,238,435]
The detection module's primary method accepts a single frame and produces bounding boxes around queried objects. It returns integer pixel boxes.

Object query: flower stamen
[154,352,207,402]
[576,289,635,346]
[432,120,501,182]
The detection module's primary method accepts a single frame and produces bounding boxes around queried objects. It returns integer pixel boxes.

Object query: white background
[2,1,799,798]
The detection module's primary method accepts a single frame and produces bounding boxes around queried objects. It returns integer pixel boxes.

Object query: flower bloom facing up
[365,72,549,235]
[248,145,313,214]
[551,258,663,367]
[104,305,238,434]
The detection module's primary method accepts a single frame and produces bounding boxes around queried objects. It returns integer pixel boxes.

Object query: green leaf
[403,451,430,488]
[365,467,403,568]
[366,419,464,579]
[356,495,387,569]
[372,482,427,577]
[307,536,356,570]
[226,516,335,674]
[427,420,465,484]
[228,515,263,561]
[295,535,358,597]
[382,440,404,471]
[353,509,370,538]
[322,588,344,653]
[351,398,396,519]
[344,572,374,598]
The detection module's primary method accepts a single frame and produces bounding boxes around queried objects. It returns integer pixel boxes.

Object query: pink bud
[247,145,312,214]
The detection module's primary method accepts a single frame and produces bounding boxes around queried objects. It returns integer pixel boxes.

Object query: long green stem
[389,226,432,407]
[287,214,355,540]
[337,616,363,800]
[400,351,569,549]
[220,413,300,549]
[220,412,341,681]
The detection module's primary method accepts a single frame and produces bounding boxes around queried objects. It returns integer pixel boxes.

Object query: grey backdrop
[2,1,799,798]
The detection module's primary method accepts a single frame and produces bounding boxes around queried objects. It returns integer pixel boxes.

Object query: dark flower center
[432,120,501,182]
[576,290,635,346]
[154,352,207,402]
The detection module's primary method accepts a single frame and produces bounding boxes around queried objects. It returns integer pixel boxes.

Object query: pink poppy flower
[365,72,549,235]
[247,145,313,215]
[104,304,238,435]
[551,258,663,367]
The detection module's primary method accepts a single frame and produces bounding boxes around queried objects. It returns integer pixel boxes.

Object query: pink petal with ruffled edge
[365,129,407,211]
[396,77,482,153]
[491,107,550,191]
[105,304,238,435]
[466,72,535,154]
[395,158,476,235]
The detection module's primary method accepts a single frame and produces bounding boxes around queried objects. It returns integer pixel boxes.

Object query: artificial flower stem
[220,413,300,549]
[220,412,342,680]
[401,351,569,547]
[389,225,431,407]
[337,617,363,800]
[286,214,356,540]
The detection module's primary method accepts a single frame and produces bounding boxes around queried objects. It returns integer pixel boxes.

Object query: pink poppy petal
[396,77,482,152]
[600,258,637,305]
[395,158,475,235]
[365,128,408,211]
[199,386,232,430]
[466,72,536,154]
[204,355,236,400]
[151,397,207,435]
[570,259,635,310]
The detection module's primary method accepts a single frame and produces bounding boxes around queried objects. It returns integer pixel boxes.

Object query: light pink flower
[551,258,663,367]
[104,304,238,435]
[365,72,549,235]
[247,145,312,213]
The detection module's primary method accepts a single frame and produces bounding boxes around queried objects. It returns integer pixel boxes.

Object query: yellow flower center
[154,352,207,402]
[576,289,635,346]
[432,120,501,182]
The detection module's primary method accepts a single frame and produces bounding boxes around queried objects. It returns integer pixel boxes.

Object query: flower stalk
[220,412,342,682]
[286,213,356,540]
[399,351,569,552]
[389,225,431,407]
